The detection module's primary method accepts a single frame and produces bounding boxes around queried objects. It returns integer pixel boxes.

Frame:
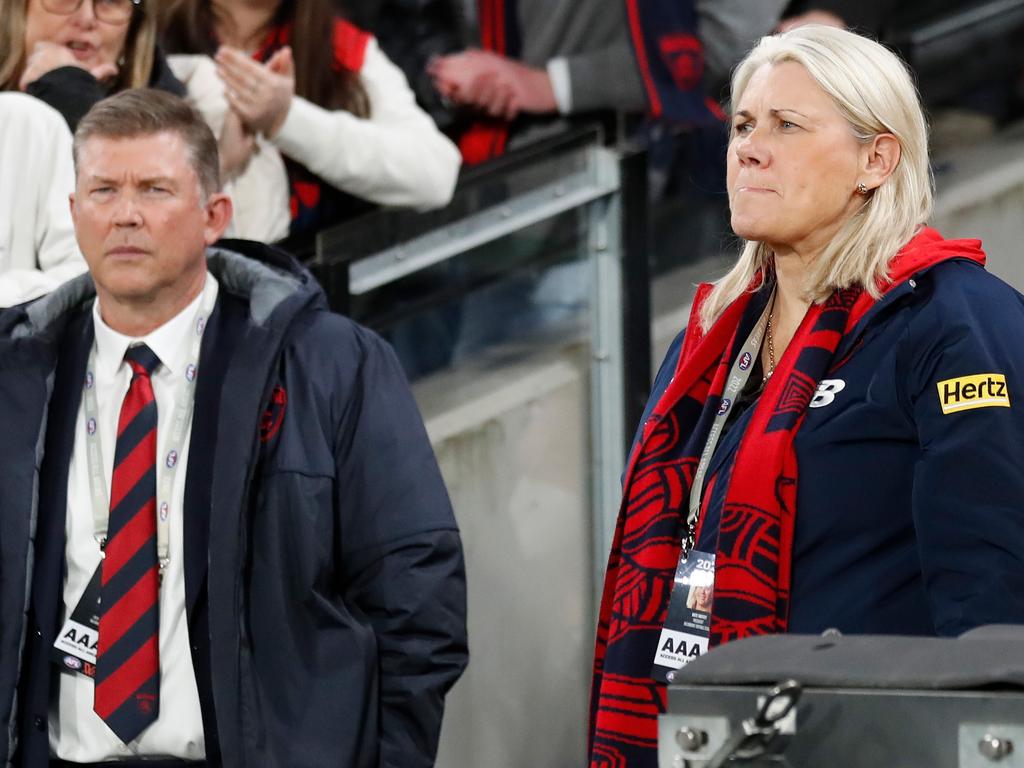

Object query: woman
[685,584,712,613]
[589,25,1024,767]
[0,0,184,130]
[160,0,461,239]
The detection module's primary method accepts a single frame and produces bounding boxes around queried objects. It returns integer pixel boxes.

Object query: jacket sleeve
[333,328,468,768]
[696,0,788,94]
[902,268,1024,636]
[562,41,647,114]
[24,66,106,132]
[0,94,85,307]
[272,36,461,210]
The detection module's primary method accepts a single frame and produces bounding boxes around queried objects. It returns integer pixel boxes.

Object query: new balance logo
[809,379,845,408]
[937,373,1009,414]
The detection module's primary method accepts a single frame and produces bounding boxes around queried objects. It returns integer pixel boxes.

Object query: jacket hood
[1,238,325,341]
[882,226,986,288]
[845,226,987,332]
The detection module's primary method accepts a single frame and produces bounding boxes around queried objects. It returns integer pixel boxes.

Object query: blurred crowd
[2,0,1023,354]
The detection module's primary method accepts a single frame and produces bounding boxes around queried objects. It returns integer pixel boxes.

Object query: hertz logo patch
[937,373,1010,414]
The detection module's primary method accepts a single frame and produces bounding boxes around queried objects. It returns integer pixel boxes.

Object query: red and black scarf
[588,228,986,767]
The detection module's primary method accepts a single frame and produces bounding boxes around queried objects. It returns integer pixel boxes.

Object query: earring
[857,182,870,195]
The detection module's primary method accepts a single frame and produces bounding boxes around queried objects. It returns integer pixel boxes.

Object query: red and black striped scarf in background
[587,227,985,766]
[459,0,719,166]
[457,0,520,164]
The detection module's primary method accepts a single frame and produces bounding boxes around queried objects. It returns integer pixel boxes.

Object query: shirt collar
[92,273,219,380]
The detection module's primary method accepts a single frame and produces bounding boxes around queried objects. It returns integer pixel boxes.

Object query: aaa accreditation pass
[651,550,715,683]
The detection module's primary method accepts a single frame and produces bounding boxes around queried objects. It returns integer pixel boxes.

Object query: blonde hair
[0,0,155,92]
[700,25,933,332]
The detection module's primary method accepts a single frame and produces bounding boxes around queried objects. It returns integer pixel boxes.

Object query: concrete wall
[419,346,594,768]
[932,122,1024,291]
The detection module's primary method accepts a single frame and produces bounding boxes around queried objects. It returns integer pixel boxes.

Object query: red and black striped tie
[94,343,161,742]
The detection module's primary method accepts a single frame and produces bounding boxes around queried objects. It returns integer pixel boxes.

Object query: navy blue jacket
[638,259,1024,637]
[0,242,467,767]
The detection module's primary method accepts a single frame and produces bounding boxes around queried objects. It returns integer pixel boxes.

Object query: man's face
[71,130,229,313]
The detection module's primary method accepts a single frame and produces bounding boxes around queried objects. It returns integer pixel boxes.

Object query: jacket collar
[3,239,324,343]
[832,228,987,362]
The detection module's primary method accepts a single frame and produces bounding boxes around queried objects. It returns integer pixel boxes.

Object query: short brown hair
[73,89,220,198]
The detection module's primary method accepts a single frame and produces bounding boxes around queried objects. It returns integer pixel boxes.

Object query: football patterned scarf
[588,228,986,767]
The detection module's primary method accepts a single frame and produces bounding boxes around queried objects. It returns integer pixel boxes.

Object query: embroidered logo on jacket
[937,373,1009,414]
[260,384,288,443]
[808,379,846,408]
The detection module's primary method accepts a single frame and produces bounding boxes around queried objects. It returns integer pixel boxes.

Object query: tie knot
[124,343,161,377]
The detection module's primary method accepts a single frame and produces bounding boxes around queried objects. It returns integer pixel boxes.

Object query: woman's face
[727,61,866,258]
[24,0,130,72]
[695,586,711,606]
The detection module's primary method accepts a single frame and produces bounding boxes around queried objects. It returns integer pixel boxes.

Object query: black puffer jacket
[0,241,467,767]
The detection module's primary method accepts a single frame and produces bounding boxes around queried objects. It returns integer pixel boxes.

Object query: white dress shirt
[51,274,218,761]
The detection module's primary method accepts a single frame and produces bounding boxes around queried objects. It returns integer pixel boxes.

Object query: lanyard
[682,290,775,558]
[83,282,217,576]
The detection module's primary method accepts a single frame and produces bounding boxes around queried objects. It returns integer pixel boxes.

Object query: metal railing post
[588,146,627,607]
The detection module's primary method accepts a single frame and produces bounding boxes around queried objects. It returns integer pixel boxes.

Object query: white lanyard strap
[683,290,774,557]
[83,282,216,574]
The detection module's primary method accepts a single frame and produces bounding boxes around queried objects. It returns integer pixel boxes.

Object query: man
[0,92,86,307]
[0,89,467,767]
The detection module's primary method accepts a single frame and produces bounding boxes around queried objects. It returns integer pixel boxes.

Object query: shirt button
[908,279,917,289]
[33,716,44,730]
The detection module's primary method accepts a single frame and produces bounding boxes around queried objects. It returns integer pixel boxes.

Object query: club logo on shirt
[809,379,846,408]
[738,352,752,371]
[937,373,1009,414]
[166,450,179,468]
[260,384,288,444]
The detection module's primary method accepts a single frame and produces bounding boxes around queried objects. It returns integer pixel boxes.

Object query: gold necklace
[763,295,777,384]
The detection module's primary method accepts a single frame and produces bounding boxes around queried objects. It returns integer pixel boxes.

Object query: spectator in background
[160,0,462,241]
[428,0,785,162]
[0,0,286,242]
[0,0,185,130]
[778,0,898,36]
[0,92,85,306]
[339,0,468,134]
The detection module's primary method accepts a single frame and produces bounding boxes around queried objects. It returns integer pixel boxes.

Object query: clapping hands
[215,45,296,138]
[428,49,556,121]
[212,45,296,181]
